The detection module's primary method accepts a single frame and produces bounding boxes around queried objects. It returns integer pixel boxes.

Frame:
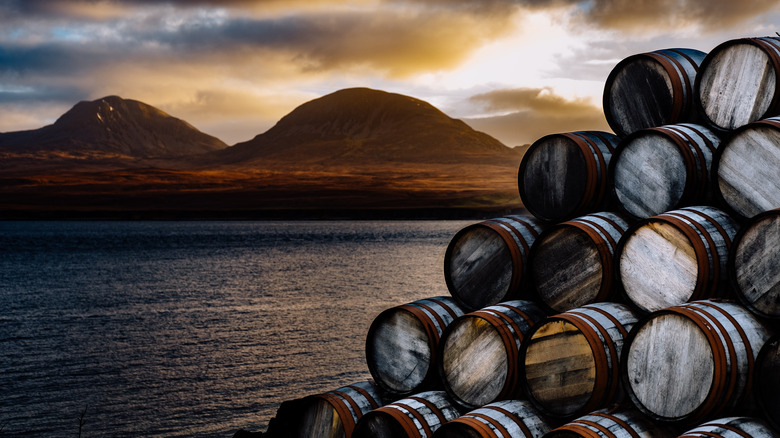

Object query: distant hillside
[216,87,519,166]
[0,96,227,158]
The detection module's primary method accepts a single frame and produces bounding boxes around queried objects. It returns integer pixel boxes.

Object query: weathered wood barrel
[432,399,554,438]
[365,296,465,395]
[610,124,720,219]
[729,209,780,319]
[621,300,773,426]
[518,131,619,223]
[352,391,461,438]
[293,381,387,438]
[528,212,631,313]
[755,336,780,431]
[696,36,780,132]
[615,206,739,314]
[520,303,638,420]
[713,117,780,220]
[444,215,545,311]
[678,417,779,438]
[542,407,675,438]
[439,300,547,409]
[603,48,707,137]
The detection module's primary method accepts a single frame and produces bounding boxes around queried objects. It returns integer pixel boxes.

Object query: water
[0,220,471,437]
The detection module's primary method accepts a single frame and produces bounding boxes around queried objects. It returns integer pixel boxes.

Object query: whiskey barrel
[755,336,780,431]
[520,303,638,419]
[604,48,707,137]
[713,117,780,220]
[433,399,553,438]
[294,381,386,438]
[610,124,720,219]
[696,36,780,132]
[444,215,544,311]
[678,417,778,438]
[365,296,465,395]
[622,300,772,425]
[729,209,780,319]
[543,407,675,438]
[439,300,546,409]
[352,391,461,438]
[518,131,619,223]
[616,206,738,314]
[528,212,631,313]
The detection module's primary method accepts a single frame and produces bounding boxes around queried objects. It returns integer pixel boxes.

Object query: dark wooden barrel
[622,300,772,426]
[616,206,739,314]
[696,36,780,132]
[520,303,638,420]
[518,131,619,223]
[610,123,720,219]
[543,407,675,438]
[365,296,465,395]
[729,209,780,319]
[755,336,780,431]
[713,116,780,220]
[294,381,387,438]
[604,48,707,137]
[678,417,778,438]
[352,391,461,438]
[432,399,554,438]
[529,212,631,313]
[444,215,545,311]
[438,300,547,409]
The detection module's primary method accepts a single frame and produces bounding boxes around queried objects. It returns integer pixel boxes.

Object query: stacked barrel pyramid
[268,36,780,438]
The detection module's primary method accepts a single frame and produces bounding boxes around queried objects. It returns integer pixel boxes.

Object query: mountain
[216,87,518,166]
[0,96,227,158]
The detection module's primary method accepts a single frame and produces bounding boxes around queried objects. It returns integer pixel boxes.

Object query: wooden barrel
[610,123,720,219]
[432,399,554,438]
[520,303,638,419]
[678,417,778,438]
[615,206,739,314]
[622,300,773,425]
[352,391,461,438]
[444,215,544,312]
[603,48,707,137]
[528,212,631,313]
[543,406,675,438]
[696,36,780,132]
[756,336,780,431]
[518,131,619,223]
[365,296,465,395]
[294,381,387,438]
[439,300,547,409]
[713,117,780,220]
[729,209,780,319]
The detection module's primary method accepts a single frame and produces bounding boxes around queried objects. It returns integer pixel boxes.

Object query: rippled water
[0,220,471,437]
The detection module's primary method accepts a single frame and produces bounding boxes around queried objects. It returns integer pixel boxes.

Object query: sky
[1,0,779,147]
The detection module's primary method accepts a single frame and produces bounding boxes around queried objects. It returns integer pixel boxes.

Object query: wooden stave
[543,406,676,438]
[754,335,780,431]
[520,303,639,420]
[365,296,466,395]
[295,380,387,438]
[351,390,462,438]
[603,48,707,138]
[712,117,780,221]
[620,300,773,426]
[438,300,547,410]
[432,399,555,438]
[695,37,780,133]
[615,206,739,315]
[443,215,545,312]
[678,416,779,438]
[529,212,632,313]
[518,131,619,223]
[609,123,720,220]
